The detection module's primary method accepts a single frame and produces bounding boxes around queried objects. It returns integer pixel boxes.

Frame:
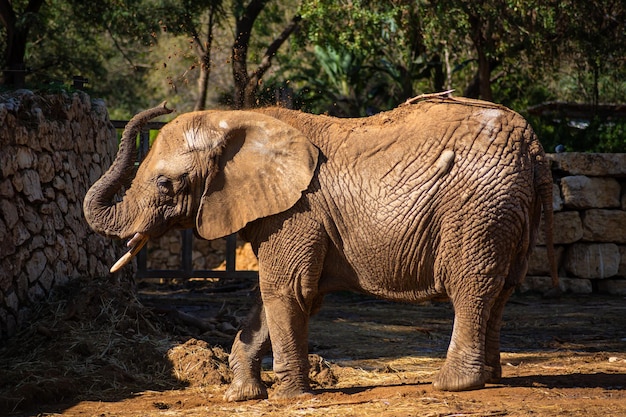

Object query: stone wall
[524,153,626,295]
[0,90,131,340]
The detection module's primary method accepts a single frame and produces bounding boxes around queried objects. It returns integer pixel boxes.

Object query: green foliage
[298,0,398,54]
[1,0,625,151]
[529,116,626,154]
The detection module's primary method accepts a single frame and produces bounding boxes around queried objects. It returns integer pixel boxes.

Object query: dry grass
[0,277,191,413]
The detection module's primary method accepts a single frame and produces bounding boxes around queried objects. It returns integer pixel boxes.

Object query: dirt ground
[2,277,625,417]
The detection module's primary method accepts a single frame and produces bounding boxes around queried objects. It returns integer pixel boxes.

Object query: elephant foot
[270,378,313,400]
[224,378,268,402]
[432,364,485,392]
[483,363,502,384]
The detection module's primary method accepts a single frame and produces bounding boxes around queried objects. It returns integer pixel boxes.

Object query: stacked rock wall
[0,90,130,339]
[525,153,626,295]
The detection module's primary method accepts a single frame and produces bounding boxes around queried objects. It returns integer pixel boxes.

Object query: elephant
[83,93,558,401]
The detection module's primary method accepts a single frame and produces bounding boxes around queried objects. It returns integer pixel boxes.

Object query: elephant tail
[533,139,561,298]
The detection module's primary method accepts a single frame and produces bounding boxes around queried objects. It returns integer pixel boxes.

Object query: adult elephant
[84,93,558,401]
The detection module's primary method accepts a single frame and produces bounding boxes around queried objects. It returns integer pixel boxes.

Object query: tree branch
[106,25,138,70]
[232,0,268,108]
[250,14,301,81]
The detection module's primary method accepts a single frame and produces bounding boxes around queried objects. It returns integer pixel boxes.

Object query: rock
[21,169,45,202]
[548,152,626,176]
[5,290,19,313]
[564,243,620,279]
[38,266,55,291]
[552,183,563,211]
[554,211,584,244]
[0,199,19,229]
[520,276,592,294]
[16,147,34,169]
[563,277,594,294]
[527,246,564,276]
[52,176,66,190]
[582,209,626,243]
[37,153,55,183]
[25,251,47,282]
[560,176,621,209]
[0,179,15,198]
[516,277,539,294]
[0,221,16,258]
[28,235,45,251]
[12,222,31,246]
[23,204,43,234]
[617,246,626,278]
[27,282,46,303]
[597,280,626,296]
[56,193,69,214]
[537,211,583,245]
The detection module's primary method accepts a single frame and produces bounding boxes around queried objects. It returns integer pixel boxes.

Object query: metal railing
[111,119,258,281]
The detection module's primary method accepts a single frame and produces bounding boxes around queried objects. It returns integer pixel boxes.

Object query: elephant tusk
[110,233,149,273]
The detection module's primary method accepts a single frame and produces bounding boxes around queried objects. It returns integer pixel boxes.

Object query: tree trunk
[476,47,493,101]
[466,12,494,101]
[242,14,301,108]
[3,30,28,87]
[195,64,211,111]
[193,7,217,111]
[232,0,300,109]
[0,0,45,87]
[232,0,267,109]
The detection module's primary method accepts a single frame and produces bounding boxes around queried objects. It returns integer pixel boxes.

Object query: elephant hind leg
[433,274,505,392]
[224,296,271,402]
[484,254,528,383]
[483,286,514,383]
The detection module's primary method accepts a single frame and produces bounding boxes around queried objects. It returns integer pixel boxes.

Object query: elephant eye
[156,176,173,196]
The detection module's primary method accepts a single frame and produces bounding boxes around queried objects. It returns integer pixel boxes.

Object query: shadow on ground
[2,277,625,416]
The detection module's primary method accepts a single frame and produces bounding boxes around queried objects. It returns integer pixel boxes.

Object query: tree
[0,0,45,87]
[293,0,426,115]
[156,0,226,111]
[422,0,561,101]
[231,0,300,109]
[557,0,626,106]
[0,0,160,108]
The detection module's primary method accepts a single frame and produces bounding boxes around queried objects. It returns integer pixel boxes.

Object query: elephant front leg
[433,276,504,392]
[262,293,313,399]
[224,299,271,402]
[253,216,327,399]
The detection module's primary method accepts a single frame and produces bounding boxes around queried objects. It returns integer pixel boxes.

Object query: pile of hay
[0,276,232,414]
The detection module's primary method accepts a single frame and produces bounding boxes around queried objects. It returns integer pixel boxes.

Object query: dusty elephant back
[288,97,551,297]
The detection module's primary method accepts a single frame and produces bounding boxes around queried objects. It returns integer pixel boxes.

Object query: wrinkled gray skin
[84,96,558,401]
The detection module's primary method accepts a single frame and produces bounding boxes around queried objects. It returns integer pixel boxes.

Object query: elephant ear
[196,111,319,241]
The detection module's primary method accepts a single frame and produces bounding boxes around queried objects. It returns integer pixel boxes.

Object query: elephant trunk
[83,102,173,238]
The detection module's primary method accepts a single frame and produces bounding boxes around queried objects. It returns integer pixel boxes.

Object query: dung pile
[167,338,231,386]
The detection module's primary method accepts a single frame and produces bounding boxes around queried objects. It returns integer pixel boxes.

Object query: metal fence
[111,120,258,281]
